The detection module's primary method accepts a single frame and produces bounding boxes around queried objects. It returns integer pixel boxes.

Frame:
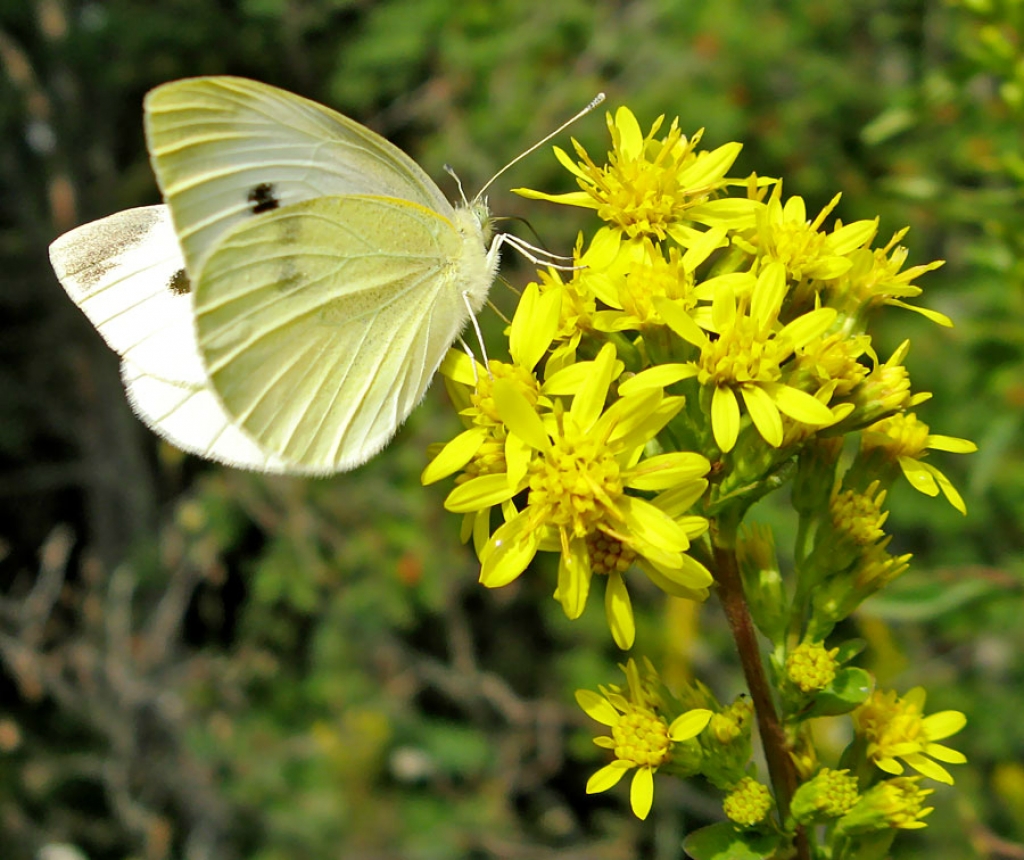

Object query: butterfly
[50,77,507,474]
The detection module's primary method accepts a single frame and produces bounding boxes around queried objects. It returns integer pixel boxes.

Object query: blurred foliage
[0,0,1022,858]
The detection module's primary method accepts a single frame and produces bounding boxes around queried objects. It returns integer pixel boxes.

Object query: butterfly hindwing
[48,205,297,472]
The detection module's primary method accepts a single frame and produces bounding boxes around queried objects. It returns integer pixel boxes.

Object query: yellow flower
[576,658,712,819]
[423,281,564,551]
[830,480,888,548]
[831,226,949,325]
[791,768,860,823]
[854,687,967,785]
[647,261,838,452]
[836,777,934,833]
[749,183,878,288]
[861,412,977,514]
[786,642,840,693]
[590,230,748,335]
[722,777,773,827]
[445,344,711,649]
[514,107,761,256]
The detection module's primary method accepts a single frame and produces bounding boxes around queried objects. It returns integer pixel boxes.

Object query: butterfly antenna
[444,164,470,207]
[473,92,606,202]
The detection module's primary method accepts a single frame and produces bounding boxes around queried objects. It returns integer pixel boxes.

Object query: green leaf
[833,639,866,665]
[804,667,873,718]
[683,822,782,860]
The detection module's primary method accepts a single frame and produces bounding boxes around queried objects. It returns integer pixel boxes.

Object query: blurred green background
[2,1,1023,858]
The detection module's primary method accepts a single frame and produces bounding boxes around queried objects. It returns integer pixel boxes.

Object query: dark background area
[1,1,1023,858]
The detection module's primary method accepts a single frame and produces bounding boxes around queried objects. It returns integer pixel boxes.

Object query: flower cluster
[423,104,974,847]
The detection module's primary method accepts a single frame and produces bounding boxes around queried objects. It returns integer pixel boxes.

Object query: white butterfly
[50,77,503,474]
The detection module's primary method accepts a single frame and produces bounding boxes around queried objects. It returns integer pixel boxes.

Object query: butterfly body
[50,77,501,474]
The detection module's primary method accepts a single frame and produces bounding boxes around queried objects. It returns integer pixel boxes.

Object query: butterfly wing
[194,195,488,473]
[48,205,295,472]
[144,76,455,281]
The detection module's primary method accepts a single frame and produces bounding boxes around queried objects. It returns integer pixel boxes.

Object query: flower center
[767,220,829,280]
[586,531,637,574]
[830,484,887,546]
[527,430,623,538]
[699,317,786,387]
[621,246,695,326]
[575,122,705,240]
[866,413,929,459]
[611,706,672,767]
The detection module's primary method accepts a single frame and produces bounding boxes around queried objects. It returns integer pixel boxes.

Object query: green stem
[711,526,809,860]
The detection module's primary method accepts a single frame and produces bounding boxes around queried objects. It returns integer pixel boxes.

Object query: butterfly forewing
[144,76,455,281]
[195,195,481,472]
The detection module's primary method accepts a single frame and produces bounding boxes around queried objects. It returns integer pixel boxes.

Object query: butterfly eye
[247,182,280,214]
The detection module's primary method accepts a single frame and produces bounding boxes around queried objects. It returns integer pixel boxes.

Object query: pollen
[699,317,786,387]
[611,706,673,767]
[527,431,623,538]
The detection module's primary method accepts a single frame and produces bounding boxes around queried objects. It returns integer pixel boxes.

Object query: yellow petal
[493,378,551,452]
[712,386,741,452]
[605,571,634,650]
[439,348,484,385]
[618,364,699,396]
[925,743,967,764]
[587,760,631,794]
[751,261,786,329]
[445,473,517,513]
[570,342,618,431]
[741,384,784,447]
[557,535,592,620]
[652,297,708,348]
[921,709,967,741]
[620,496,692,553]
[668,708,713,741]
[510,281,561,372]
[627,452,711,491]
[614,107,644,159]
[925,435,977,454]
[901,753,954,785]
[779,307,837,349]
[421,427,490,485]
[630,766,655,820]
[898,457,940,497]
[575,689,620,726]
[480,513,541,588]
[770,383,836,425]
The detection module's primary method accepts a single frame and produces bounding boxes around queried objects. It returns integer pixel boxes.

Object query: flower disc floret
[786,642,840,693]
[527,430,623,538]
[723,777,773,827]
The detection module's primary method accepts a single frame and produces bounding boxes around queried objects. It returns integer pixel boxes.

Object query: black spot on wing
[168,268,191,295]
[248,182,280,214]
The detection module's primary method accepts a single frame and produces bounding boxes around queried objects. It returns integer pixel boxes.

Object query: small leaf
[683,822,782,860]
[804,667,873,718]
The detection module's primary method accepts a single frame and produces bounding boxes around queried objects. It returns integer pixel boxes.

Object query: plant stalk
[712,534,809,860]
